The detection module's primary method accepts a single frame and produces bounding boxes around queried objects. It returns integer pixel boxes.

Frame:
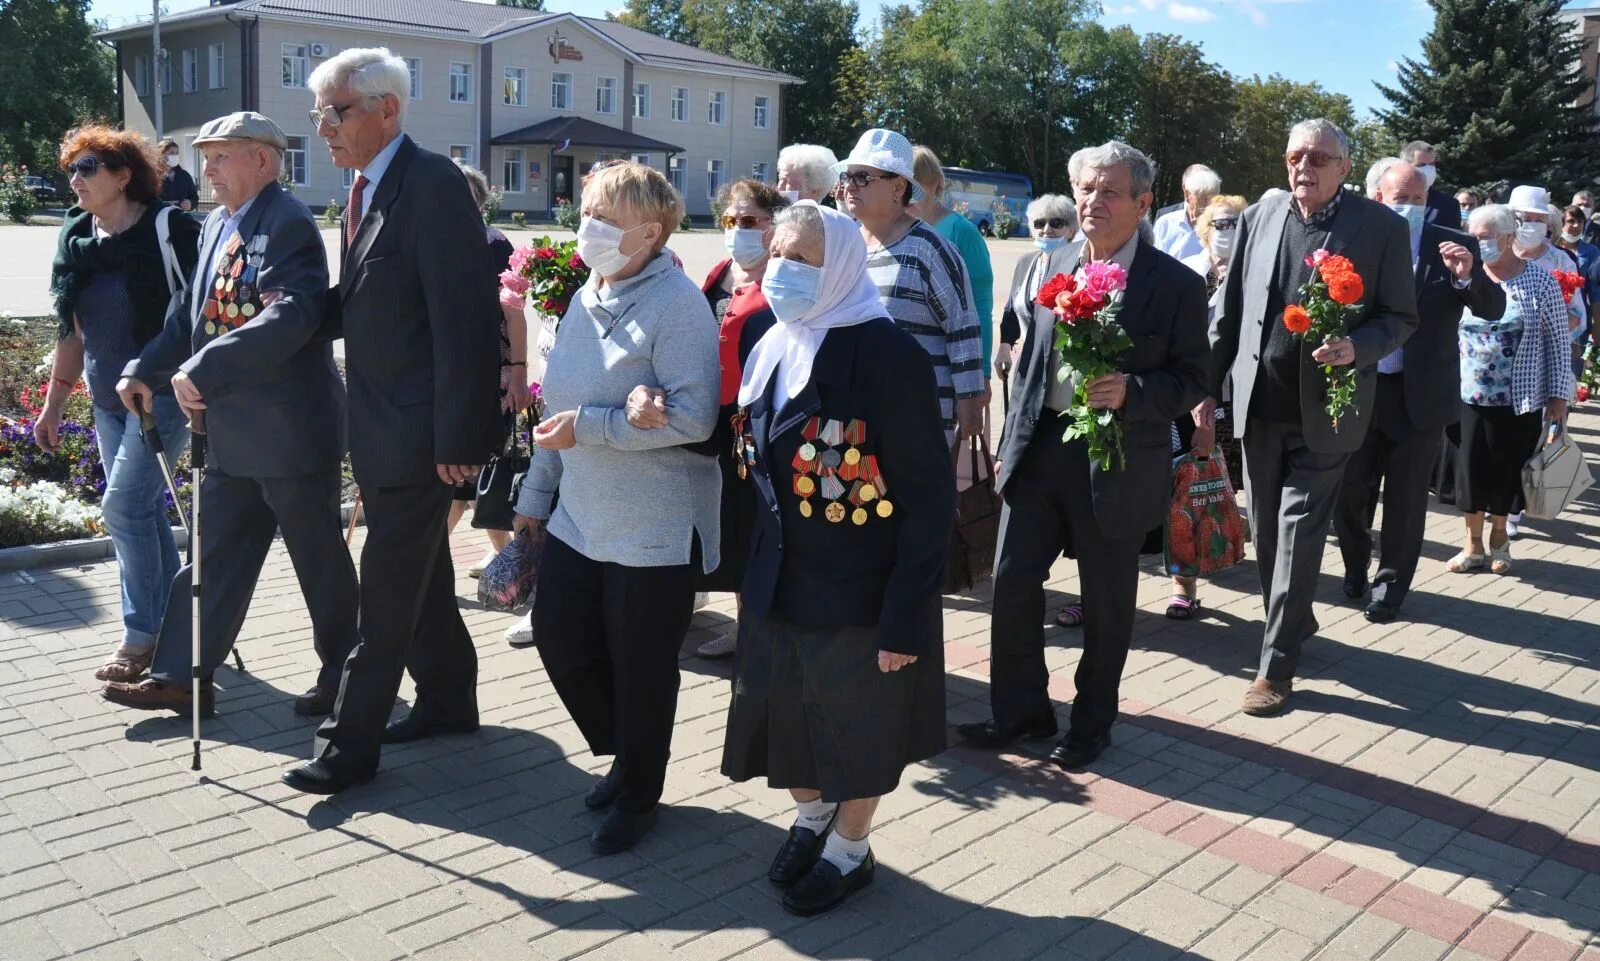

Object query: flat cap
[192,111,287,151]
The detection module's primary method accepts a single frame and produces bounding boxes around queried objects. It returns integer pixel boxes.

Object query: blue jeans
[92,394,190,649]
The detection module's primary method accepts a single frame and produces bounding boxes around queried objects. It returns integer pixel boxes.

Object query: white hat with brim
[1508,184,1550,214]
[832,128,926,203]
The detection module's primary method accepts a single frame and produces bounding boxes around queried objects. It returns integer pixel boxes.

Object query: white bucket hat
[833,128,925,203]
[1509,184,1550,214]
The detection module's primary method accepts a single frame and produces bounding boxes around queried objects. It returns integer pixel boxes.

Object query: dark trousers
[1243,418,1350,682]
[990,429,1142,741]
[149,467,359,690]
[533,532,698,812]
[315,482,478,777]
[1333,374,1440,606]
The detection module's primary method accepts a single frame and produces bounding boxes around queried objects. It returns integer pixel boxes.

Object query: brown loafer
[1240,678,1292,717]
[95,646,154,682]
[102,678,215,717]
[293,685,337,717]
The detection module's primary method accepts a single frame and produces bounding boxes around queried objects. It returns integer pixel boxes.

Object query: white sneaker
[695,631,737,659]
[469,550,498,578]
[504,613,535,648]
[694,591,710,611]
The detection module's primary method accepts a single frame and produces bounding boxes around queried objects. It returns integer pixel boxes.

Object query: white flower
[34,348,54,375]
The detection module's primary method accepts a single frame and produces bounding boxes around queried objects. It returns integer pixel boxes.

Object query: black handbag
[472,410,531,532]
[941,433,1004,594]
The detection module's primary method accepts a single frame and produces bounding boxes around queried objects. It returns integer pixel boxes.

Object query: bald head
[1375,162,1428,207]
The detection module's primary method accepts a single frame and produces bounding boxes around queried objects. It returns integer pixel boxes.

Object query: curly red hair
[58,124,162,205]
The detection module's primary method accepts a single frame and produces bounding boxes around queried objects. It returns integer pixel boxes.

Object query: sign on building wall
[548,31,583,63]
[529,161,542,182]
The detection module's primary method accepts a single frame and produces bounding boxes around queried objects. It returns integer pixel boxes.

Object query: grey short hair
[773,201,825,248]
[1469,203,1517,239]
[455,161,490,210]
[1365,157,1402,197]
[1068,141,1156,197]
[308,47,411,123]
[1401,140,1434,163]
[1182,164,1221,196]
[1288,118,1350,160]
[777,144,838,195]
[1575,190,1597,205]
[1025,193,1077,235]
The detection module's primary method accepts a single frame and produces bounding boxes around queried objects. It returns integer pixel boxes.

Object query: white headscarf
[737,202,885,407]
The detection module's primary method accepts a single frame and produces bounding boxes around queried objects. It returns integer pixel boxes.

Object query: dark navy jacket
[739,317,954,656]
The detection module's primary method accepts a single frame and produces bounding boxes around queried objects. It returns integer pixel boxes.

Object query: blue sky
[87,0,1553,118]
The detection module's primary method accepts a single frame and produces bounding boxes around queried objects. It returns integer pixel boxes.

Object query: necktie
[345,174,369,247]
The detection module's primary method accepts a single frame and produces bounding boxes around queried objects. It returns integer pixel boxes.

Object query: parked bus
[942,167,1034,237]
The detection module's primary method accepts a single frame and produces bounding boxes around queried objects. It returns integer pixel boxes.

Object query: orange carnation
[1283,304,1312,334]
[1325,271,1365,305]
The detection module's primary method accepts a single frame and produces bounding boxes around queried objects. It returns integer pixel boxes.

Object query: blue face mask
[1389,203,1425,237]
[1478,238,1501,263]
[1034,236,1067,253]
[763,257,822,323]
[724,228,768,268]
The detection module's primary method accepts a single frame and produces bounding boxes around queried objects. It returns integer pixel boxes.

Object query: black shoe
[584,762,622,810]
[382,712,479,744]
[768,812,837,887]
[955,716,1058,748]
[1048,732,1111,770]
[1342,572,1369,599]
[590,804,659,855]
[293,685,337,717]
[1363,599,1399,623]
[782,850,876,917]
[281,759,373,795]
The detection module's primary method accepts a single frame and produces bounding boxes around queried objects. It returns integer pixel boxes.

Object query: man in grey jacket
[1208,118,1419,717]
[104,112,359,718]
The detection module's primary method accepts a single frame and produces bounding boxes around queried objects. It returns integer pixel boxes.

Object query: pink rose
[499,269,531,298]
[1081,260,1128,300]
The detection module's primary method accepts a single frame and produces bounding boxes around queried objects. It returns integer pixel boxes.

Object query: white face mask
[1478,238,1502,263]
[1562,230,1583,244]
[576,217,648,277]
[164,154,179,168]
[1416,164,1438,188]
[724,227,767,268]
[1515,221,1548,248]
[1210,229,1236,260]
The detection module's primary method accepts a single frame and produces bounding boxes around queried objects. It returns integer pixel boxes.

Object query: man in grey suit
[103,112,359,717]
[283,48,501,794]
[959,142,1208,769]
[1208,119,1419,717]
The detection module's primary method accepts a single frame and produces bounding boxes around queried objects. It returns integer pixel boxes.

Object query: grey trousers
[1243,418,1350,682]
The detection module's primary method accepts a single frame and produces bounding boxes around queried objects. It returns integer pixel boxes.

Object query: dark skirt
[721,614,947,803]
[697,438,756,593]
[1456,402,1541,516]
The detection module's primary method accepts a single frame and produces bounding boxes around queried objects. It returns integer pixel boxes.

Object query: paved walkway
[2,408,1599,961]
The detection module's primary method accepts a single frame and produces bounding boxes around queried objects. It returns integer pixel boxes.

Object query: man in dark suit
[1402,141,1462,231]
[104,112,358,717]
[1334,161,1504,624]
[282,49,501,794]
[1211,119,1419,717]
[958,142,1208,769]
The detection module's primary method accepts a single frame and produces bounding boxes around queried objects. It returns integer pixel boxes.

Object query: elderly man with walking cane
[103,111,359,720]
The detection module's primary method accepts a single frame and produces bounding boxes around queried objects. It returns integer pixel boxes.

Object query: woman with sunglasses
[43,125,199,683]
[998,195,1078,379]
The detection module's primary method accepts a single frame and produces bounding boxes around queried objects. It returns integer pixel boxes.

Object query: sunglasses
[65,156,106,177]
[719,214,770,230]
[836,170,899,190]
[1211,217,1239,230]
[308,100,368,129]
[1032,218,1069,230]
[1285,150,1340,169]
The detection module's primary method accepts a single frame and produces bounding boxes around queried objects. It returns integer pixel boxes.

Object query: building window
[671,87,688,122]
[181,49,197,93]
[708,91,726,126]
[281,44,308,88]
[633,153,650,167]
[404,57,420,100]
[596,77,617,115]
[284,136,307,185]
[551,72,571,110]
[209,43,225,89]
[503,66,526,106]
[342,166,356,190]
[753,95,770,129]
[669,156,685,194]
[450,145,474,165]
[133,55,149,97]
[633,82,650,119]
[161,56,173,95]
[503,148,525,193]
[706,159,724,199]
[449,62,473,103]
[752,161,769,182]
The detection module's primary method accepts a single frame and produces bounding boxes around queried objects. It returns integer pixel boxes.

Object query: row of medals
[793,417,893,525]
[204,243,258,337]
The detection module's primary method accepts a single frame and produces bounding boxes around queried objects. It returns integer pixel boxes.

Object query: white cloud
[1168,2,1216,22]
[1139,0,1161,9]
[1387,59,1400,72]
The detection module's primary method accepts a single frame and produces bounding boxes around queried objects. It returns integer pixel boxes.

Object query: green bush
[511,211,527,228]
[678,214,693,232]
[554,199,580,231]
[990,198,1020,240]
[0,472,103,548]
[483,185,505,225]
[1,162,39,225]
[324,197,342,227]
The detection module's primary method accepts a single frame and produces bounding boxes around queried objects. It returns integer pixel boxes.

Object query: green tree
[1127,33,1235,206]
[0,0,115,179]
[496,0,546,9]
[1225,74,1356,201]
[1376,0,1597,195]
[613,0,700,45]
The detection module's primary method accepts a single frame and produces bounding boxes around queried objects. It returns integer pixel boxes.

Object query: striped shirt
[866,220,984,440]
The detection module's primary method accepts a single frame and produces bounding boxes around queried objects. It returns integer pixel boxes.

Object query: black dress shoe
[1048,732,1111,770]
[590,804,659,855]
[1342,573,1369,599]
[955,716,1058,748]
[768,812,837,887]
[281,759,373,795]
[782,850,875,917]
[1363,599,1399,623]
[382,712,479,744]
[293,686,337,717]
[584,762,622,810]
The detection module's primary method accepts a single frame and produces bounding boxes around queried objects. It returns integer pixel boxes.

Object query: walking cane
[188,409,207,772]
[345,491,362,548]
[133,397,189,534]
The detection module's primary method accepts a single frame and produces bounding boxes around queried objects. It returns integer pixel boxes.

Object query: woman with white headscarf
[720,201,954,918]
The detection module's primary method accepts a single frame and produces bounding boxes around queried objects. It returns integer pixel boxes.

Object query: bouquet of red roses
[499,236,589,318]
[1553,269,1584,305]
[1284,249,1365,430]
[1035,261,1134,470]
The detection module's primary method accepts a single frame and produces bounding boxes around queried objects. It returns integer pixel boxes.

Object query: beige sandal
[1489,543,1512,575]
[94,645,154,682]
[1446,550,1486,573]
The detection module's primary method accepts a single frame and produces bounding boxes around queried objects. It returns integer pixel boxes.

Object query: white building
[97,0,798,217]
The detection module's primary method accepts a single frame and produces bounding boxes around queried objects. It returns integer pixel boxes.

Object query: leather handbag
[472,410,530,531]
[1521,424,1595,519]
[941,433,1004,594]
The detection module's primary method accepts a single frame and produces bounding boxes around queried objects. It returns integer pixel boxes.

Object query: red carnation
[1553,269,1584,304]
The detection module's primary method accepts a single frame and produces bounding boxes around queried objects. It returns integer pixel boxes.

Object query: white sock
[820,828,870,875]
[793,799,837,834]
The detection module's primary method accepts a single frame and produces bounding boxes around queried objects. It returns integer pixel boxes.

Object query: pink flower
[1303,248,1331,269]
[507,246,534,274]
[1081,260,1128,301]
[499,269,530,297]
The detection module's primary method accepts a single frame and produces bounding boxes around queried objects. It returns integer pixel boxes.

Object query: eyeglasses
[1211,217,1239,230]
[1285,150,1340,169]
[1032,218,1069,230]
[308,100,367,129]
[836,170,899,190]
[719,214,770,230]
[65,157,105,177]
